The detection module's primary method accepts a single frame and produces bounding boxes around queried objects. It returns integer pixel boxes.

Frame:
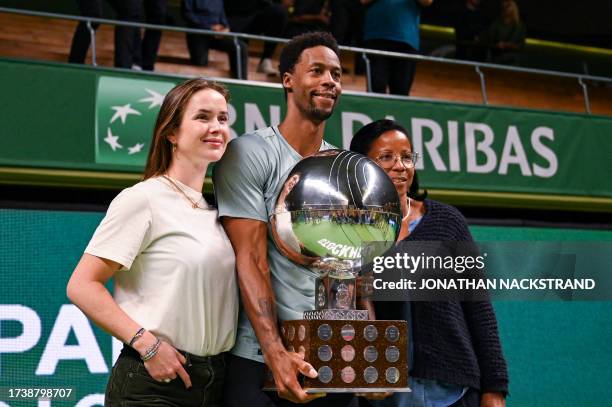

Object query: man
[214,32,355,406]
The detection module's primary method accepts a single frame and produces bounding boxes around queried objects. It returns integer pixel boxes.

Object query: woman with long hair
[67,78,237,406]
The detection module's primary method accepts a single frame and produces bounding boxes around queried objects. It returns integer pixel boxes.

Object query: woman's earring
[172,143,177,153]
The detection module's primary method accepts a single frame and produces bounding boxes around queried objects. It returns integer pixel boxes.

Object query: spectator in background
[223,0,289,76]
[362,0,433,96]
[182,0,248,79]
[330,0,364,46]
[284,0,330,38]
[454,0,488,61]
[68,0,141,69]
[133,0,167,71]
[483,0,525,65]
[330,0,366,74]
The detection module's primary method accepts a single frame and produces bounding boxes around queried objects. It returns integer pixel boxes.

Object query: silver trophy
[270,149,401,315]
[268,150,409,393]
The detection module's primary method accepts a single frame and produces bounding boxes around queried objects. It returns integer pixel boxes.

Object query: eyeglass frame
[374,152,419,169]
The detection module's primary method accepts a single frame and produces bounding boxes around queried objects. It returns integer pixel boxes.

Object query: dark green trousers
[105,346,225,407]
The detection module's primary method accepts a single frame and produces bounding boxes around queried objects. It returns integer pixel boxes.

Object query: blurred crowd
[69,0,526,96]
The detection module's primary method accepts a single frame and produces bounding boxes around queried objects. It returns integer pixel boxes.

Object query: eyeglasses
[375,152,419,169]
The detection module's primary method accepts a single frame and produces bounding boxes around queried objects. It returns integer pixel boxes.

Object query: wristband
[129,327,145,347]
[141,338,161,362]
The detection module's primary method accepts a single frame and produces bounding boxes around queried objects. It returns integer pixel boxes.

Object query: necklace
[402,197,412,222]
[162,175,206,210]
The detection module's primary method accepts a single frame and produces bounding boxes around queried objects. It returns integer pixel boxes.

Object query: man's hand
[265,347,325,403]
[481,392,506,407]
[222,218,322,402]
[211,24,230,39]
[211,24,229,32]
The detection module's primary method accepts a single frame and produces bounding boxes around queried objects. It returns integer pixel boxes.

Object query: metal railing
[2,6,611,115]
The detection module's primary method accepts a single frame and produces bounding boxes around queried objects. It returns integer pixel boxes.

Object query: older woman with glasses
[351,119,508,407]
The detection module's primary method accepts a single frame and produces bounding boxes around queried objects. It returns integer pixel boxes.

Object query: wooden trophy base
[264,316,410,393]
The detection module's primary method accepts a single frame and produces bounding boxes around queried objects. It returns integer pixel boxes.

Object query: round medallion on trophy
[385,367,400,384]
[385,325,400,342]
[385,346,400,363]
[298,324,306,341]
[318,366,333,383]
[287,325,295,341]
[364,346,378,363]
[341,366,356,384]
[318,345,333,362]
[364,366,379,384]
[341,324,355,341]
[317,323,332,341]
[341,345,356,362]
[364,324,378,341]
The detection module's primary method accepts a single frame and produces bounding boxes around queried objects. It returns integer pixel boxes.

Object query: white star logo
[104,128,123,151]
[128,142,145,155]
[139,88,165,109]
[110,104,141,124]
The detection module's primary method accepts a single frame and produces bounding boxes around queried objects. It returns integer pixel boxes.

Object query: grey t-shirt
[213,125,335,362]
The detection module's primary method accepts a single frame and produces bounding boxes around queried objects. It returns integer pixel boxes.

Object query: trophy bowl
[270,149,401,274]
[267,150,410,393]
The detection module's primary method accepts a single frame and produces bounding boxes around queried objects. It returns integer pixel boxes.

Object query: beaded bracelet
[129,327,145,347]
[141,338,161,362]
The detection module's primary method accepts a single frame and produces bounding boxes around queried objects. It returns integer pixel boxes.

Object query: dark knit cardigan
[374,199,509,394]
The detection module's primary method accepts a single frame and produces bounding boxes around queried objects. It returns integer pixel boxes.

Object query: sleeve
[220,5,229,28]
[213,135,270,222]
[445,203,474,242]
[84,187,152,270]
[451,205,509,393]
[461,301,509,394]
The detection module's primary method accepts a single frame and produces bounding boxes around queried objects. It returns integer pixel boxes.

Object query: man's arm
[221,217,322,404]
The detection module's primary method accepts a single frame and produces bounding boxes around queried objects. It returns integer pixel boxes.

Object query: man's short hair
[279,32,341,91]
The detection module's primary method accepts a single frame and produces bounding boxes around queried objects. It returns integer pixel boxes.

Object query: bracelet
[129,327,145,347]
[141,338,161,362]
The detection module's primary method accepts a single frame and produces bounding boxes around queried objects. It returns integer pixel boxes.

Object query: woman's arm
[67,254,192,388]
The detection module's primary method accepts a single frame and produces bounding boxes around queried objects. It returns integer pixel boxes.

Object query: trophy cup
[268,149,410,393]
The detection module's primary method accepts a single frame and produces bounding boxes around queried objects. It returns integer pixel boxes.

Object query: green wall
[0,208,610,406]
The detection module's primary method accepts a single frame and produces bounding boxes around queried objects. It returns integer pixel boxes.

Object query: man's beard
[303,99,335,123]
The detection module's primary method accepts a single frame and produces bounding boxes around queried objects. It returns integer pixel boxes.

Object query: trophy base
[304,387,411,394]
[265,319,409,393]
[304,309,369,320]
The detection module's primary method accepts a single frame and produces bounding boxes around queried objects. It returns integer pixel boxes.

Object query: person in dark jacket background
[182,0,248,79]
[351,119,508,407]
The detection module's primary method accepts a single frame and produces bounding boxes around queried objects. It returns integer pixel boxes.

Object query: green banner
[1,58,611,199]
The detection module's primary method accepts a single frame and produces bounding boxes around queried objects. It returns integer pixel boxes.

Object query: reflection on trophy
[268,149,410,393]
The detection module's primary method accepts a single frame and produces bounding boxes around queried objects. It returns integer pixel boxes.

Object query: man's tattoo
[257,298,276,318]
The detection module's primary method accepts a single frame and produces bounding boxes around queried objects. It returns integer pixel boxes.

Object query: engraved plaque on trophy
[267,150,410,393]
